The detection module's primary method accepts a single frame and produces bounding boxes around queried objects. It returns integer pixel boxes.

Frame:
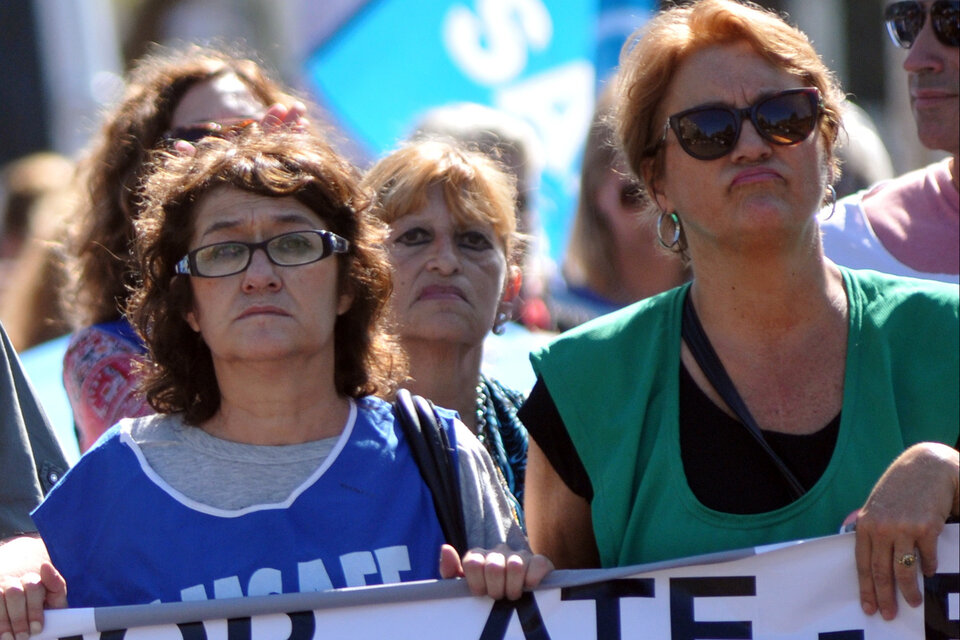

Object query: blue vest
[33,397,452,607]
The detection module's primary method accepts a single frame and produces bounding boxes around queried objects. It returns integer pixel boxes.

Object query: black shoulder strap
[681,293,806,500]
[393,389,468,555]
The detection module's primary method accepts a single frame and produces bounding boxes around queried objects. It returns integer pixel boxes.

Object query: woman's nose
[241,248,282,290]
[425,237,461,275]
[731,116,774,163]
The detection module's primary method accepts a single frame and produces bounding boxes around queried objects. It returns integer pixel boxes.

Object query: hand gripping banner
[37,524,958,640]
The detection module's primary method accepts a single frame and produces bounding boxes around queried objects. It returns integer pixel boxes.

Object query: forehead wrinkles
[192,190,322,240]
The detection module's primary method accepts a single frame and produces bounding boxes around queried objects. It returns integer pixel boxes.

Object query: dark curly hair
[129,129,405,425]
[68,43,301,326]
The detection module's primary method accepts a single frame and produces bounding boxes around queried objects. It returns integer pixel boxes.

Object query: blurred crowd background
[1,0,946,245]
[0,0,948,458]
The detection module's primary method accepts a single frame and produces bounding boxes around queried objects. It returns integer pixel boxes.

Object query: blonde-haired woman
[364,139,529,513]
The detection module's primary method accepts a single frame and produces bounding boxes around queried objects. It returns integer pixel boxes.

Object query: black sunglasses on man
[884,0,960,48]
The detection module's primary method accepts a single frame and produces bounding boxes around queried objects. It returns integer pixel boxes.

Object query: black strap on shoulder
[393,389,468,555]
[681,292,806,500]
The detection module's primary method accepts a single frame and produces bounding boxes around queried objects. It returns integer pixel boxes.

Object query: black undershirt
[519,365,842,514]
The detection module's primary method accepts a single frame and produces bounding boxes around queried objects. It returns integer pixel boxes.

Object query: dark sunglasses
[162,118,257,144]
[884,1,960,48]
[658,87,823,161]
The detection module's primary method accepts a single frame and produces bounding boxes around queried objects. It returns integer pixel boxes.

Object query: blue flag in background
[299,0,651,264]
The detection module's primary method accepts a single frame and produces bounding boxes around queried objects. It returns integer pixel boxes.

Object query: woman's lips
[417,284,466,301]
[237,305,289,319]
[730,168,781,188]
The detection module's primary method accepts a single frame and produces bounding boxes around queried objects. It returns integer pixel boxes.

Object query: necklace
[474,378,491,448]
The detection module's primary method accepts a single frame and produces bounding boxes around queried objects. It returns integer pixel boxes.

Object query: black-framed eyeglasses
[884,1,960,48]
[656,87,823,161]
[162,118,257,144]
[175,229,350,278]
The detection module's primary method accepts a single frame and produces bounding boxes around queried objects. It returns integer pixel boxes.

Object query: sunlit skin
[184,186,353,444]
[860,0,959,273]
[651,41,829,262]
[386,187,509,347]
[384,185,552,592]
[384,186,518,432]
[902,0,960,163]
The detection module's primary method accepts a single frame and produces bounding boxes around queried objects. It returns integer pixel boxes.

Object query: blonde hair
[362,139,522,267]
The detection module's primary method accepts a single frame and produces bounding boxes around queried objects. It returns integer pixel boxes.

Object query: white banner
[37,525,959,640]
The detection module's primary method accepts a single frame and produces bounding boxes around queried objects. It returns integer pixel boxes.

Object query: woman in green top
[521,0,959,624]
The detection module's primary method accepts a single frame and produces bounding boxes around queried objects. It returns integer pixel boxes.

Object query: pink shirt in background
[821,158,959,284]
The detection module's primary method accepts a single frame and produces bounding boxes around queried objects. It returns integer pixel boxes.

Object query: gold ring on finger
[897,552,917,568]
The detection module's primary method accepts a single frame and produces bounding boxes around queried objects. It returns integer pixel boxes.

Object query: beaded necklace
[472,374,528,512]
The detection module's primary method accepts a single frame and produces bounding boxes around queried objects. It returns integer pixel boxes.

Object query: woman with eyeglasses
[521,0,958,622]
[63,44,307,453]
[12,129,550,616]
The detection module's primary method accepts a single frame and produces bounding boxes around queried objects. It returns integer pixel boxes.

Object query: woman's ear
[184,309,201,333]
[640,162,669,212]
[175,277,202,333]
[337,291,354,316]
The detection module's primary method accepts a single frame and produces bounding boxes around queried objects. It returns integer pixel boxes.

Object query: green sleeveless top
[531,268,959,567]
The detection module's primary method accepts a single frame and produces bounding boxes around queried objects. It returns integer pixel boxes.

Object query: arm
[853,442,959,620]
[1,323,68,539]
[0,535,67,638]
[440,420,552,599]
[525,439,600,569]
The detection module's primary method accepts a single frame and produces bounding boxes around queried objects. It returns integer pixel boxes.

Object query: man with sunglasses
[821,0,959,284]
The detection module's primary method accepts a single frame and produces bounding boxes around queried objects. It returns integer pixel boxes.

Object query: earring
[657,210,682,250]
[492,310,509,335]
[819,184,837,222]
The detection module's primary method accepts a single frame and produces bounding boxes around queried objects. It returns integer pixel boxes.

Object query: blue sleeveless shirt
[33,397,452,607]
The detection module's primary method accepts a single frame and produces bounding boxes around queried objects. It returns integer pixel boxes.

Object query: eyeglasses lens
[672,90,818,160]
[194,243,250,277]
[886,2,924,47]
[933,2,960,46]
[674,110,738,160]
[193,231,331,277]
[755,93,820,145]
[885,1,960,48]
[267,231,329,266]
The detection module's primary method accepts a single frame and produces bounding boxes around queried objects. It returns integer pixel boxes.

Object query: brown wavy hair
[130,129,405,425]
[68,43,300,326]
[616,0,845,190]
